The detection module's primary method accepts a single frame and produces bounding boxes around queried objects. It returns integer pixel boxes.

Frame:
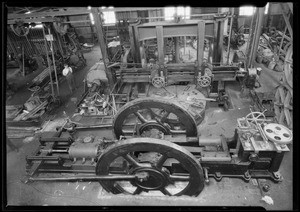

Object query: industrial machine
[110,15,251,111]
[23,11,292,198]
[76,62,111,116]
[25,95,292,197]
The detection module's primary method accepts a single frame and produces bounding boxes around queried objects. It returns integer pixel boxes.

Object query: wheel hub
[133,168,169,190]
[139,122,168,138]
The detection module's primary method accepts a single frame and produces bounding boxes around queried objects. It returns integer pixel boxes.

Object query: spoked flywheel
[96,138,204,196]
[113,97,199,139]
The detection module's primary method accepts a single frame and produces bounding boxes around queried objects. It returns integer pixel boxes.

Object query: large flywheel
[113,97,199,139]
[96,138,204,196]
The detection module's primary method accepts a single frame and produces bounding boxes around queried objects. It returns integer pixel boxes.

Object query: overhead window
[102,7,116,24]
[265,3,269,14]
[164,6,191,20]
[239,6,255,16]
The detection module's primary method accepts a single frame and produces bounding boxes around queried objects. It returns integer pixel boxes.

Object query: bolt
[262,184,270,192]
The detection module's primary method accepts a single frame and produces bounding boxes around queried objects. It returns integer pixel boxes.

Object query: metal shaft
[28,175,136,182]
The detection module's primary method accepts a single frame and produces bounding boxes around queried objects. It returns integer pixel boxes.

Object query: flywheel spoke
[160,188,172,196]
[169,175,190,181]
[155,154,168,169]
[133,111,148,124]
[123,154,140,168]
[133,187,143,195]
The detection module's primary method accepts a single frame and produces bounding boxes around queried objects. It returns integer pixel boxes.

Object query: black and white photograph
[3,3,294,210]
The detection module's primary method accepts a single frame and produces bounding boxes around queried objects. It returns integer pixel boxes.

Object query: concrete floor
[5,44,293,209]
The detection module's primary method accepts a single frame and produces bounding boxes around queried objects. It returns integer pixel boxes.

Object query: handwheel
[198,76,211,87]
[96,138,204,196]
[152,76,166,88]
[113,97,199,139]
[245,111,266,124]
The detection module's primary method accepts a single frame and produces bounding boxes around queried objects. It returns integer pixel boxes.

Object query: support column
[213,20,224,66]
[174,37,180,63]
[91,7,114,89]
[249,7,264,67]
[226,8,234,65]
[42,25,55,98]
[156,26,164,65]
[197,21,205,69]
[48,27,60,96]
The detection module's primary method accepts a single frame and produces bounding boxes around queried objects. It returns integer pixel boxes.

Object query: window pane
[165,7,175,20]
[239,6,254,16]
[103,11,116,24]
[177,7,185,16]
[185,6,191,19]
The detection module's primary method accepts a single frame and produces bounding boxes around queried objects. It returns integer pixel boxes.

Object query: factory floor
[5,44,293,210]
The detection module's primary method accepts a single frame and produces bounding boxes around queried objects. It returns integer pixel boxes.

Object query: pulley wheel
[96,138,204,196]
[264,123,292,145]
[113,97,199,139]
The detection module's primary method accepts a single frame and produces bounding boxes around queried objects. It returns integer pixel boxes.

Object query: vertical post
[42,25,55,98]
[128,25,137,63]
[245,9,255,66]
[249,8,264,68]
[227,8,234,65]
[91,7,114,89]
[184,36,186,55]
[48,27,60,96]
[133,25,141,63]
[197,21,205,69]
[156,26,164,65]
[22,45,25,76]
[213,20,224,65]
[174,37,180,63]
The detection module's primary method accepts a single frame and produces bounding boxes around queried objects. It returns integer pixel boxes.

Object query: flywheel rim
[96,138,204,196]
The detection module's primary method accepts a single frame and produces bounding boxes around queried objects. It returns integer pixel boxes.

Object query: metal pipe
[42,24,55,98]
[28,175,136,182]
[74,124,113,130]
[48,27,60,96]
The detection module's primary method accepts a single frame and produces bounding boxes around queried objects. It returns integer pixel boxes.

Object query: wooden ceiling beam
[8,7,90,19]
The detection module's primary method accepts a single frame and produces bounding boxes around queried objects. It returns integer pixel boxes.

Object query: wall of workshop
[7,27,60,58]
[68,14,96,43]
[265,3,290,32]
